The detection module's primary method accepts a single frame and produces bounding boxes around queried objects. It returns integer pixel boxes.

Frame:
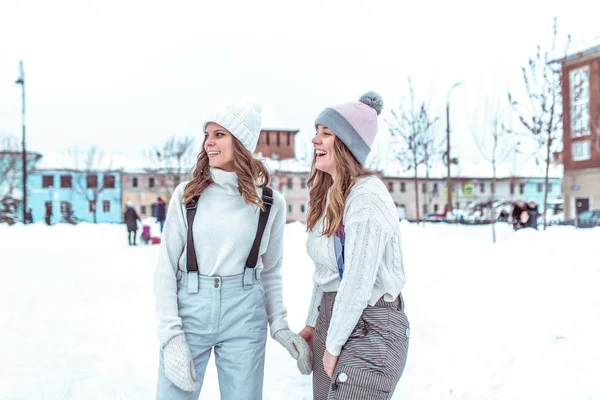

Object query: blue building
[521,177,563,208]
[28,169,122,224]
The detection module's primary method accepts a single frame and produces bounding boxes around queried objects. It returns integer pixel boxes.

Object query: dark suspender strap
[186,196,200,273]
[244,187,274,270]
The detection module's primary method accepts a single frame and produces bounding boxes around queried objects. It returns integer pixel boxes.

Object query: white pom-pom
[359,91,383,116]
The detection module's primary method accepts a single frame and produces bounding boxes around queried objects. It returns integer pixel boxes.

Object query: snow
[1,220,599,399]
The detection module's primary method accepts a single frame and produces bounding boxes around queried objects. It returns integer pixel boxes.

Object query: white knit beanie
[203,103,262,153]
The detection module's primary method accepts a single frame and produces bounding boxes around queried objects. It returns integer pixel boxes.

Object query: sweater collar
[210,167,239,195]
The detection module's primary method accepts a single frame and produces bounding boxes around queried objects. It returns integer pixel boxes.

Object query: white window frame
[572,140,591,161]
[569,66,591,138]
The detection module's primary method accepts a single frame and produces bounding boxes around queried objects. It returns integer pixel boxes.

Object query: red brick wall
[256,130,298,159]
[562,56,600,172]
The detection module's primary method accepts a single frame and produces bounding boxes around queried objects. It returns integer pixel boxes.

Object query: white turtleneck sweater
[154,168,289,347]
[305,175,406,356]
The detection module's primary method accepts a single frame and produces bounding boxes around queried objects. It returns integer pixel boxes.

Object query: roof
[550,43,600,64]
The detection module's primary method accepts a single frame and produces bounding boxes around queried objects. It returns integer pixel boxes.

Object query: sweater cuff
[305,307,319,327]
[269,316,290,338]
[325,340,342,356]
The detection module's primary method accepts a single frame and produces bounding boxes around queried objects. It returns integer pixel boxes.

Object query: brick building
[558,44,600,219]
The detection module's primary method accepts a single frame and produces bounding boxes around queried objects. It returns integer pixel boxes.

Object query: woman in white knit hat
[154,102,312,400]
[298,92,410,399]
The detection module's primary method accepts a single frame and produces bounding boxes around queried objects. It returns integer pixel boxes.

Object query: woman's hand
[323,349,339,378]
[298,326,315,350]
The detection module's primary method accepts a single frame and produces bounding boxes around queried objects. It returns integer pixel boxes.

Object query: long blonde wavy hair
[182,136,270,210]
[306,137,373,236]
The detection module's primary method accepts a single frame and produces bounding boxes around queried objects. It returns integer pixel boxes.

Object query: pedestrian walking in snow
[156,197,166,233]
[124,201,141,245]
[154,102,311,400]
[298,92,410,399]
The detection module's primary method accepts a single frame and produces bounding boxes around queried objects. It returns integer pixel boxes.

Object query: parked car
[578,210,600,228]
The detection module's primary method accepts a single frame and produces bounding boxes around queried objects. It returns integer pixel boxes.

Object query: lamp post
[446,82,461,216]
[15,61,27,224]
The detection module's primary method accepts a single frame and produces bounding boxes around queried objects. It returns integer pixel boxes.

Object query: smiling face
[204,122,235,172]
[312,124,337,179]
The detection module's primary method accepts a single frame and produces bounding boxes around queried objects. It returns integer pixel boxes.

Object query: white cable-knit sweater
[305,175,406,356]
[154,168,289,347]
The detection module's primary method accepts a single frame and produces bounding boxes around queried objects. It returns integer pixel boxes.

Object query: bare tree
[145,136,196,200]
[422,127,445,214]
[0,136,21,224]
[473,101,514,242]
[388,79,439,223]
[64,146,114,223]
[508,17,569,230]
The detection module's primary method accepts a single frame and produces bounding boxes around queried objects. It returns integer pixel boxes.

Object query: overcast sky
[1,0,599,171]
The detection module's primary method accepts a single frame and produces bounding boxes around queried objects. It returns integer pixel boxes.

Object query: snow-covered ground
[1,221,599,399]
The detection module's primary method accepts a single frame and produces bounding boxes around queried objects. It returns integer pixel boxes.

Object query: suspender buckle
[243,267,254,290]
[186,200,197,210]
[187,271,199,294]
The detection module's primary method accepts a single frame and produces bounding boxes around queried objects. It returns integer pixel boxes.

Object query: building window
[434,204,439,213]
[60,175,72,188]
[569,66,590,138]
[42,175,54,188]
[480,183,485,193]
[103,200,111,213]
[491,183,495,194]
[287,132,291,146]
[422,183,427,194]
[537,183,543,193]
[140,205,146,215]
[149,177,155,188]
[132,177,139,188]
[86,174,98,188]
[60,201,72,216]
[288,204,292,214]
[549,183,553,192]
[266,132,270,145]
[104,175,115,188]
[423,204,428,215]
[510,183,515,195]
[519,183,525,195]
[400,182,406,192]
[301,178,307,189]
[287,177,293,190]
[572,140,591,161]
[300,204,306,213]
[277,132,281,147]
[388,182,394,192]
[433,183,439,196]
[89,201,96,212]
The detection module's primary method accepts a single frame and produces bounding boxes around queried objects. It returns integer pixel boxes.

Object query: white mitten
[163,335,200,392]
[274,329,313,375]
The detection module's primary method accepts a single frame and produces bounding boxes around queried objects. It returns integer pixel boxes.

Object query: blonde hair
[183,137,270,209]
[306,137,372,236]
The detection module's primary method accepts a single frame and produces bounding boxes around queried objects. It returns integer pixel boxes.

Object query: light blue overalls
[156,188,274,400]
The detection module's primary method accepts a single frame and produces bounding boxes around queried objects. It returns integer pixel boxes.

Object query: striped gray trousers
[313,292,410,400]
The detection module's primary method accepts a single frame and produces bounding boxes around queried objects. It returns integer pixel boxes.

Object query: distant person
[525,200,539,230]
[124,201,141,246]
[24,208,33,224]
[44,204,52,226]
[512,201,526,230]
[156,197,166,233]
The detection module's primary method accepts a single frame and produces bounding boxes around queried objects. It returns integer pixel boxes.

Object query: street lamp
[446,82,461,216]
[15,61,27,224]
